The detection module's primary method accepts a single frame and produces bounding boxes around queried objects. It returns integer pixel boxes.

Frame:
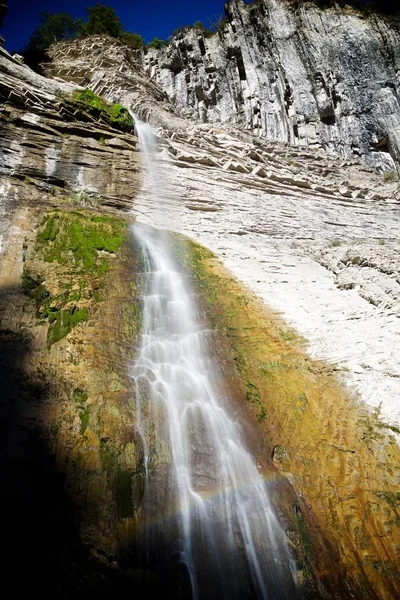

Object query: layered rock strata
[143,0,400,171]
[0,46,140,254]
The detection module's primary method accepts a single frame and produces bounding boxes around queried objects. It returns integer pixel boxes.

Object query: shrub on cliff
[72,89,134,133]
[80,5,144,47]
[22,11,83,71]
[147,37,165,49]
[119,31,145,49]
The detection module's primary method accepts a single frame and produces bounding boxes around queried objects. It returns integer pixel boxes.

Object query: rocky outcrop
[0,46,140,253]
[44,36,180,127]
[44,29,400,433]
[143,0,400,172]
[0,204,145,596]
[0,48,145,594]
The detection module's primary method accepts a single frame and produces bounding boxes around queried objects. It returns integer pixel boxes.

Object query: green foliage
[147,37,165,49]
[119,31,144,49]
[24,11,82,52]
[48,307,89,345]
[31,211,127,344]
[79,406,90,434]
[72,89,134,132]
[81,3,123,38]
[24,211,127,346]
[192,20,214,38]
[73,89,104,118]
[73,388,88,405]
[108,103,133,131]
[21,273,50,310]
[37,211,126,274]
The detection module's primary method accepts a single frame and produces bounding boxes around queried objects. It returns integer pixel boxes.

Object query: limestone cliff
[1,9,400,599]
[143,0,400,172]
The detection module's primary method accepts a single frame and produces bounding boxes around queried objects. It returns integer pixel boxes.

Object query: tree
[147,37,164,50]
[81,3,123,38]
[25,12,82,51]
[119,31,144,49]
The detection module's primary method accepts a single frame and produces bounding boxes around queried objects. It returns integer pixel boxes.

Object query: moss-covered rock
[72,89,134,133]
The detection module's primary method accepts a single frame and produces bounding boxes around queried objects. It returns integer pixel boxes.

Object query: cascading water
[131,114,299,599]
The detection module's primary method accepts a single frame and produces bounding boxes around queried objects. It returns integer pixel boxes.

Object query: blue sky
[2,0,232,52]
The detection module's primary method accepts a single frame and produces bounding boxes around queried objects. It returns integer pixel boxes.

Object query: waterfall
[130,115,299,599]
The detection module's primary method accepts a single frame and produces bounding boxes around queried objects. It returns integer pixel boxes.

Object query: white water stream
[130,115,299,599]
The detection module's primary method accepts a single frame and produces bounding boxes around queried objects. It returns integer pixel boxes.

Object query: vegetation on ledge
[72,89,134,133]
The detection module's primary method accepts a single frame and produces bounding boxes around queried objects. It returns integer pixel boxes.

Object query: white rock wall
[142,0,400,171]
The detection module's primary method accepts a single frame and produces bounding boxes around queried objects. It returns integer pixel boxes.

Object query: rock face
[132,121,400,435]
[0,46,146,594]
[1,17,400,599]
[41,32,400,432]
[0,46,140,253]
[143,0,400,172]
[0,205,146,596]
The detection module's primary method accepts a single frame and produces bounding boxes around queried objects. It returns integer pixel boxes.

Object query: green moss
[28,210,127,345]
[48,307,88,345]
[245,382,267,421]
[73,89,103,116]
[72,89,134,133]
[73,388,88,405]
[37,211,126,276]
[278,327,297,342]
[93,288,103,302]
[374,491,400,509]
[79,406,90,435]
[108,104,134,132]
[383,170,397,183]
[21,273,51,310]
[100,440,118,476]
